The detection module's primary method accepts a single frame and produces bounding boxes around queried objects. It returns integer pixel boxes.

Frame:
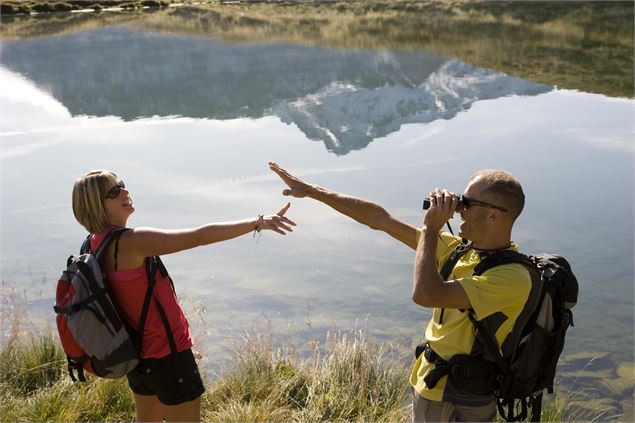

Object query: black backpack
[418,246,578,422]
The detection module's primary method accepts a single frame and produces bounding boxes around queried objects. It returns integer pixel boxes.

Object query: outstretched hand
[258,202,296,235]
[269,162,315,198]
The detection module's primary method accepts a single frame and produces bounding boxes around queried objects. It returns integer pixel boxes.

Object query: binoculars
[422,195,464,210]
[423,195,508,212]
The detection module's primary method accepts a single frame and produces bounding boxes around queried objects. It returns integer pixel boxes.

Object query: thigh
[162,396,201,423]
[454,400,497,422]
[414,390,492,423]
[412,389,446,423]
[134,393,163,423]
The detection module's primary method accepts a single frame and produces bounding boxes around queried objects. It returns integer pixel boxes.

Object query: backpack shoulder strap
[136,256,178,356]
[473,250,535,277]
[471,249,544,358]
[440,243,473,279]
[437,243,472,323]
[79,234,91,255]
[81,228,130,259]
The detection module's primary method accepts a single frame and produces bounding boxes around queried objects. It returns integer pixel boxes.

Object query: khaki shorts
[412,388,496,422]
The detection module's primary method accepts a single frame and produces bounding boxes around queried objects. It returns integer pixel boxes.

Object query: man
[269,162,532,422]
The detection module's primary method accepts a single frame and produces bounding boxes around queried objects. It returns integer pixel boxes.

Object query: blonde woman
[72,170,295,422]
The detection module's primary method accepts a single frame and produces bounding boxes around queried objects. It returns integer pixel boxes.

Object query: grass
[0,326,410,422]
[0,286,625,422]
[202,329,410,422]
[1,323,624,422]
[0,283,410,422]
[0,0,172,15]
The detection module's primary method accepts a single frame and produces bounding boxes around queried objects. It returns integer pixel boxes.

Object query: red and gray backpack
[54,228,177,381]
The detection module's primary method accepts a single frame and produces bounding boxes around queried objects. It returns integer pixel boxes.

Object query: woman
[71,170,295,422]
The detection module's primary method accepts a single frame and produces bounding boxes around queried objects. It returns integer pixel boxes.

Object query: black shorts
[127,349,205,406]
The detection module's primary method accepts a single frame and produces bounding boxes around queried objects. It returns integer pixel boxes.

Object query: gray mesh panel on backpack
[66,253,138,378]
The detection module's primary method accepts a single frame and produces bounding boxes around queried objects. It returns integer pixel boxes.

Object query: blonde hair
[471,169,525,222]
[72,170,117,234]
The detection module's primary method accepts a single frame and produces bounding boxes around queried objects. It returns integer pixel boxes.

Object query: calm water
[1,6,633,418]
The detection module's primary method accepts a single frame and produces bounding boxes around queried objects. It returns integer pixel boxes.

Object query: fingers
[269,161,290,179]
[428,189,459,210]
[269,161,289,182]
[261,206,297,236]
[277,202,291,216]
[264,215,296,235]
[272,214,296,229]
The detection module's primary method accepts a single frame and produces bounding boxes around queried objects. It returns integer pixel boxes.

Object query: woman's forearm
[129,217,263,258]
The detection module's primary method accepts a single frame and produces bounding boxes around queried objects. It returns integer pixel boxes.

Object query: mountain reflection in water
[0,27,550,154]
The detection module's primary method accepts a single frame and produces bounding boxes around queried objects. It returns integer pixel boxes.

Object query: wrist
[254,215,264,232]
[306,184,321,198]
[422,220,444,234]
[418,225,440,248]
[420,224,439,235]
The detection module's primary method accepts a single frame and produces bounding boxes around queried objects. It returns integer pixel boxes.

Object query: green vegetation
[0,0,171,15]
[1,1,632,98]
[0,327,410,422]
[1,323,627,422]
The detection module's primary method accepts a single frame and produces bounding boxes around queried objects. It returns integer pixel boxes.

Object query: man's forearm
[413,226,443,306]
[308,185,391,230]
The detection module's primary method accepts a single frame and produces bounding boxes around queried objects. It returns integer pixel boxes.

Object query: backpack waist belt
[422,343,450,389]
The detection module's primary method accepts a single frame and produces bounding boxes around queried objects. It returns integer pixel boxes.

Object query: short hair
[72,170,117,234]
[471,169,525,222]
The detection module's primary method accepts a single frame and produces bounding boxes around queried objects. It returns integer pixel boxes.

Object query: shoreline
[2,1,632,98]
[1,0,173,15]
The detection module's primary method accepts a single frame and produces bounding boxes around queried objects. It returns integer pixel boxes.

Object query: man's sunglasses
[104,180,125,199]
[461,195,508,212]
[422,194,508,212]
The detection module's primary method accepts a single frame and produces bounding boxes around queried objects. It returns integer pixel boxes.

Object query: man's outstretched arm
[269,162,418,249]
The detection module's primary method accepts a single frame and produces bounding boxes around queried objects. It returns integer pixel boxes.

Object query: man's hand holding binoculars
[422,189,459,233]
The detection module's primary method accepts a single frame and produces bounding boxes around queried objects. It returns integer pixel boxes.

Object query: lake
[1,3,633,419]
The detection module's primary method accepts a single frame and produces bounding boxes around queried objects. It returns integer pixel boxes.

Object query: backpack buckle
[450,364,471,379]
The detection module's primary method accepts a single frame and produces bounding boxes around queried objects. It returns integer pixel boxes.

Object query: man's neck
[471,234,513,251]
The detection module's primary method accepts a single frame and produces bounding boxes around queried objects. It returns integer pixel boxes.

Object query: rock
[617,361,634,380]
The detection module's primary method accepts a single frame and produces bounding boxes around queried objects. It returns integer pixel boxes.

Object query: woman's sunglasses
[104,180,125,199]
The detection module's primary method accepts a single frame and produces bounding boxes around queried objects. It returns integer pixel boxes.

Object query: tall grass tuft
[304,330,408,422]
[0,329,135,422]
[202,328,410,422]
[0,330,64,396]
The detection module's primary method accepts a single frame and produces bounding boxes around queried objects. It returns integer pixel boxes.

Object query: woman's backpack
[54,228,176,381]
[54,228,138,381]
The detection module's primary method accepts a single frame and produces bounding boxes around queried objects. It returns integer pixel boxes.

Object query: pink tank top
[91,228,193,359]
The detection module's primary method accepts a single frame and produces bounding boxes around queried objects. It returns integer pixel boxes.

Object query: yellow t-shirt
[410,230,531,403]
